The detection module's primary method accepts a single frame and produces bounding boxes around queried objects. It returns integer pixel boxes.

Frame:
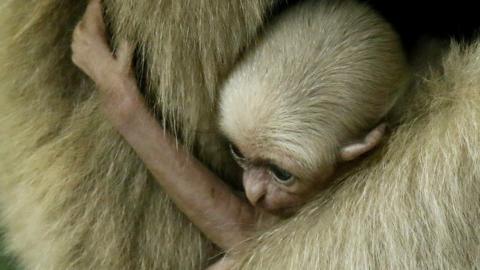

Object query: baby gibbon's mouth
[265,205,301,218]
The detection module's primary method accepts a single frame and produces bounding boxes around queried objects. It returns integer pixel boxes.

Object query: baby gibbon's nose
[243,175,267,207]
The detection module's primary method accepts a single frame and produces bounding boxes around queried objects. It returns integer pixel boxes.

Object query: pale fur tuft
[220,0,409,171]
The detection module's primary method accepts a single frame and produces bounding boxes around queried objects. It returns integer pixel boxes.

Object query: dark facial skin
[228,118,387,215]
[71,1,386,269]
[228,143,330,215]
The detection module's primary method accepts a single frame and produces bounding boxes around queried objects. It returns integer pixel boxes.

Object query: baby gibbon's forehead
[219,82,339,172]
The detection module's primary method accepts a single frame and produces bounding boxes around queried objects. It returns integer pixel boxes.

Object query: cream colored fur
[232,41,480,269]
[0,0,274,269]
[220,0,409,172]
[0,0,479,270]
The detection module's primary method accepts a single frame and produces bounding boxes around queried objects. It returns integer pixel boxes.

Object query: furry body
[0,0,479,269]
[0,0,274,269]
[232,41,480,269]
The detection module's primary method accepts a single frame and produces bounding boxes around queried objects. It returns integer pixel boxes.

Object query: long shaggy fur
[0,0,274,269]
[0,0,479,270]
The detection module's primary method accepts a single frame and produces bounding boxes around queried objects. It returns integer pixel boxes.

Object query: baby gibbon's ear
[339,123,386,162]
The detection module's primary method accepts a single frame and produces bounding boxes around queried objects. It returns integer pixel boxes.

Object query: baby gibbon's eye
[269,164,295,186]
[229,143,245,160]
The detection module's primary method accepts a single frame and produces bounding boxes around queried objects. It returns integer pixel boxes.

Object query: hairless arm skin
[71,0,262,261]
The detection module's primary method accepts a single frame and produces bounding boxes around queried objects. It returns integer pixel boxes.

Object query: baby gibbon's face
[228,143,333,216]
